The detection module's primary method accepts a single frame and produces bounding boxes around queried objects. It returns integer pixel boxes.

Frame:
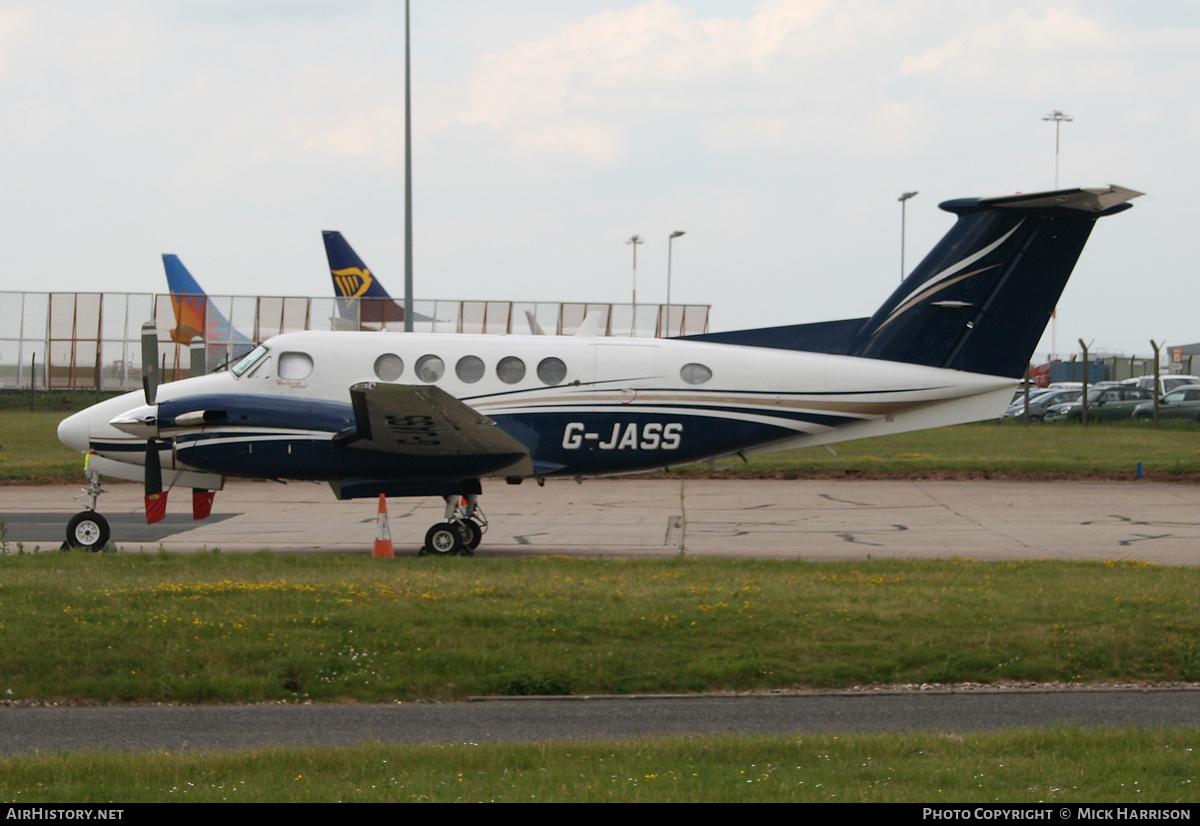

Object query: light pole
[666,230,685,336]
[1042,109,1073,189]
[625,234,643,305]
[1042,109,1072,358]
[625,234,643,336]
[898,191,918,283]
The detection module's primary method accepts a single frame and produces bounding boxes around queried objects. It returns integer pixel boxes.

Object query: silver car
[1003,389,1083,422]
[1132,385,1200,422]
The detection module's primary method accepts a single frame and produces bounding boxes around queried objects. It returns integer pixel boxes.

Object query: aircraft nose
[57,409,91,452]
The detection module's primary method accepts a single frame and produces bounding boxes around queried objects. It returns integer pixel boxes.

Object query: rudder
[849,185,1141,378]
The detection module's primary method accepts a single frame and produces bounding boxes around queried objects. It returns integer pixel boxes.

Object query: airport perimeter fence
[1034,354,1196,385]
[0,291,710,392]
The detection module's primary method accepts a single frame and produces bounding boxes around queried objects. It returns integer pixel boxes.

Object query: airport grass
[685,419,1200,479]
[0,392,121,481]
[0,410,88,481]
[2,553,1199,703]
[3,729,1199,802]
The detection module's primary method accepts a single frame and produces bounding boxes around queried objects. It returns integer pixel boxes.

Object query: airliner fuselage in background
[58,185,1142,554]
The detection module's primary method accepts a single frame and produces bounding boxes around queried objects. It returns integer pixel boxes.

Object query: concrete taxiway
[4,689,1199,755]
[3,477,1199,563]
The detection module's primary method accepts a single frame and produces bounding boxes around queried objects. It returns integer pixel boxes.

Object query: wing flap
[346,382,532,473]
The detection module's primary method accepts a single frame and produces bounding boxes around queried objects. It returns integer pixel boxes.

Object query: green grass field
[680,420,1200,479]
[2,553,1198,703]
[5,393,1200,804]
[3,729,1197,803]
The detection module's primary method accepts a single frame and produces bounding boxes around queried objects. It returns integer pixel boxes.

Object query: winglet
[574,310,605,338]
[526,310,546,336]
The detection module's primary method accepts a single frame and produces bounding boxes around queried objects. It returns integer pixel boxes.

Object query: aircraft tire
[457,519,482,552]
[66,511,110,552]
[424,523,463,556]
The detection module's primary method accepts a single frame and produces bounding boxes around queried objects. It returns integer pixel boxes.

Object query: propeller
[141,321,159,406]
[140,322,168,524]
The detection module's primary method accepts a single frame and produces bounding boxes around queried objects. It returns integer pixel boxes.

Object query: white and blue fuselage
[59,329,1015,492]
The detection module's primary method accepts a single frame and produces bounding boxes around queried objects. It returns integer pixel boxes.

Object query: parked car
[1132,385,1200,422]
[1134,375,1200,396]
[1043,386,1156,422]
[1002,389,1083,422]
[1008,382,1041,405]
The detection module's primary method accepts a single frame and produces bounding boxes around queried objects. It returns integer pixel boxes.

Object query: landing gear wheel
[457,519,482,553]
[424,522,463,556]
[66,511,110,551]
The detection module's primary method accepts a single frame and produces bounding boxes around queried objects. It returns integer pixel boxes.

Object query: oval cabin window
[415,354,445,383]
[497,356,526,384]
[456,355,486,383]
[680,363,712,385]
[537,357,567,385]
[374,353,404,381]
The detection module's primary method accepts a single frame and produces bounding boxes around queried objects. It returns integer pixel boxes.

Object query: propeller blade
[144,440,167,524]
[141,321,159,405]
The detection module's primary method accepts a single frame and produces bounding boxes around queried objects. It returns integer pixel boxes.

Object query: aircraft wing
[341,382,533,473]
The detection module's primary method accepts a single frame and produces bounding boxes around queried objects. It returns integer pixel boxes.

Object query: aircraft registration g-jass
[58,184,1141,554]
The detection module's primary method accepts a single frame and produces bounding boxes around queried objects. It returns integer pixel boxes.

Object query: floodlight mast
[625,234,643,305]
[1041,109,1073,358]
[626,234,643,336]
[666,230,685,336]
[1042,109,1073,189]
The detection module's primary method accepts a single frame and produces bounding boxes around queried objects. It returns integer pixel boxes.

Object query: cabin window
[537,357,567,385]
[680,363,712,385]
[231,344,268,377]
[456,355,485,383]
[415,354,445,383]
[497,356,526,384]
[374,353,404,382]
[278,352,313,381]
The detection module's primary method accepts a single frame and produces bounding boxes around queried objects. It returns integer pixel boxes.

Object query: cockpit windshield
[231,344,269,377]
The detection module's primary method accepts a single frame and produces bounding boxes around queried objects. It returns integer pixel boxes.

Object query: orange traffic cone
[373,494,394,558]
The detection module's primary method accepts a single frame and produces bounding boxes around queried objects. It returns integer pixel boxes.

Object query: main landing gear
[421,493,486,557]
[64,468,111,552]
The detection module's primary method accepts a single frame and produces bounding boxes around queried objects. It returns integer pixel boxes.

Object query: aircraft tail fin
[848,185,1141,378]
[322,231,417,325]
[161,254,251,349]
[684,185,1141,379]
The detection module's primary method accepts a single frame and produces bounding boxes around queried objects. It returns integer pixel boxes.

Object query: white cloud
[0,1,1197,354]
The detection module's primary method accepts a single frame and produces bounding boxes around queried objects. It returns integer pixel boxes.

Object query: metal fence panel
[0,291,711,390]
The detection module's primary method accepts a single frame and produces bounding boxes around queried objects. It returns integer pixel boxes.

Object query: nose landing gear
[64,467,111,552]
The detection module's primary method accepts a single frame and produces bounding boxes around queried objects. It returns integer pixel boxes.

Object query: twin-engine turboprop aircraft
[58,185,1141,553]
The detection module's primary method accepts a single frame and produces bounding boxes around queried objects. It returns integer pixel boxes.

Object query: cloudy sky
[1,1,1196,359]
